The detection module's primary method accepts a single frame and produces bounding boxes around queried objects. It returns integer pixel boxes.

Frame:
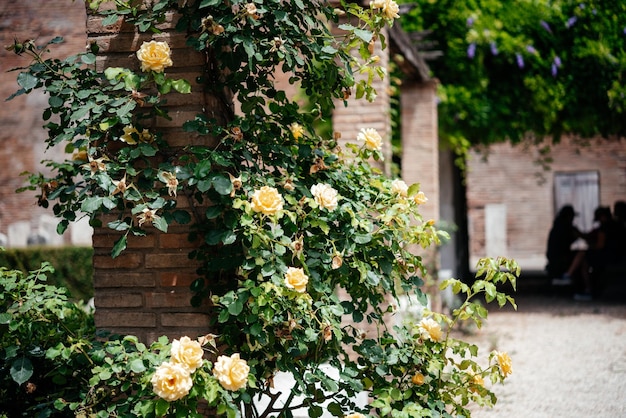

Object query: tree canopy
[400,0,626,153]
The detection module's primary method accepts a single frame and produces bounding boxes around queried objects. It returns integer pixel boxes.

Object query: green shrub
[0,261,95,417]
[0,247,93,302]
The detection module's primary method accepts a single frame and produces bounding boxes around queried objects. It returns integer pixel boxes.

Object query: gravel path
[467,285,626,418]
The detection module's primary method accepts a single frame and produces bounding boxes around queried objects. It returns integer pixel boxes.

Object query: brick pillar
[332,28,392,174]
[87,5,228,342]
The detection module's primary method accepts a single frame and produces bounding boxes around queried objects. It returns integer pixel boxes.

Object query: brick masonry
[466,137,626,271]
[85,3,222,342]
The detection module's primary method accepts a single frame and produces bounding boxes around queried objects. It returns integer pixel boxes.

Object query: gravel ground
[466,280,626,418]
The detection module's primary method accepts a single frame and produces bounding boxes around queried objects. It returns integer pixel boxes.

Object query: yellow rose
[310,183,338,211]
[418,317,442,342]
[411,372,425,385]
[170,336,204,373]
[370,0,400,19]
[213,353,250,391]
[494,350,512,377]
[136,40,173,73]
[345,413,366,418]
[251,186,284,215]
[151,361,193,402]
[413,191,428,205]
[290,123,304,140]
[357,128,383,151]
[284,267,308,293]
[391,179,408,197]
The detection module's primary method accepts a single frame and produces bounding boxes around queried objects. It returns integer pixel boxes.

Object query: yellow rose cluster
[151,336,204,401]
[151,337,251,401]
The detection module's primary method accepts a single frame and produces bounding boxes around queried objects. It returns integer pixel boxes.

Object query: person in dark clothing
[546,205,585,285]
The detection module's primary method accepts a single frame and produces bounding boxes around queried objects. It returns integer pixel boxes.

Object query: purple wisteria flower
[490,42,498,55]
[566,16,577,28]
[579,3,585,9]
[467,43,476,59]
[551,63,558,77]
[623,27,626,35]
[467,17,474,27]
[540,20,552,33]
[516,53,524,69]
[526,45,537,54]
[554,56,562,67]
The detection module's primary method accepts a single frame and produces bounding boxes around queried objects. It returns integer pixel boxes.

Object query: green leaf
[353,28,373,43]
[173,210,191,224]
[171,79,191,94]
[212,175,232,196]
[228,299,244,316]
[153,216,168,233]
[108,220,130,231]
[111,235,127,258]
[0,313,11,325]
[205,206,222,219]
[81,53,96,65]
[10,357,33,385]
[129,358,146,373]
[17,72,38,91]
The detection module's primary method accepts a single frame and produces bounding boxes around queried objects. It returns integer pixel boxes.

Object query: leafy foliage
[400,0,626,155]
[6,0,519,416]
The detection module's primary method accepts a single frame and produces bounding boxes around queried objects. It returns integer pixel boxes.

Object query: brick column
[87,5,228,342]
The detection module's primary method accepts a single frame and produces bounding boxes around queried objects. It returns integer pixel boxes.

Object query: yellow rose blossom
[370,0,400,19]
[414,191,428,205]
[170,336,204,373]
[345,413,365,418]
[213,353,250,391]
[251,186,284,215]
[411,372,425,385]
[284,267,308,293]
[310,183,338,211]
[289,123,304,140]
[418,317,442,342]
[494,350,512,377]
[470,372,485,392]
[245,3,258,17]
[391,178,408,197]
[151,361,193,402]
[357,127,383,151]
[136,40,173,73]
[120,125,152,144]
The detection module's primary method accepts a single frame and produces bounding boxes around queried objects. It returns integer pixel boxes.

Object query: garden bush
[0,247,93,302]
[5,0,519,416]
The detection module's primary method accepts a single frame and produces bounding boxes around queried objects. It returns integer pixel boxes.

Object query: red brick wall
[466,137,626,271]
[0,0,87,238]
[86,5,225,341]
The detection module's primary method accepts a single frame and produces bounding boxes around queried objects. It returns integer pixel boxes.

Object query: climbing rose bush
[5,0,518,417]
